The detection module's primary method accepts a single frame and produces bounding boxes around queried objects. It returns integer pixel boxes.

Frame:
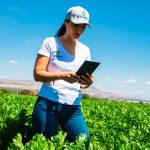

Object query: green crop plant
[0,94,150,149]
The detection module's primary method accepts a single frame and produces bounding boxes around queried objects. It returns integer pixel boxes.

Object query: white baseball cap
[65,6,92,28]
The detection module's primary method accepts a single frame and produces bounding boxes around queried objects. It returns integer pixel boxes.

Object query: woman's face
[65,21,87,39]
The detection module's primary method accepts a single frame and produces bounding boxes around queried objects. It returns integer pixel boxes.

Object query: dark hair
[55,20,70,37]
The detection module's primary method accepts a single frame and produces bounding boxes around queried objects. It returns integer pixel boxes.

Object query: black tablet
[76,60,100,76]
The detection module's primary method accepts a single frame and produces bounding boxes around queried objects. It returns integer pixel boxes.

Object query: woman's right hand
[61,72,80,84]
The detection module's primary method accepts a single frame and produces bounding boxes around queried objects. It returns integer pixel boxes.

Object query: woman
[32,6,93,142]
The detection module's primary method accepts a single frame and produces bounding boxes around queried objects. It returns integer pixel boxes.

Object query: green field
[0,94,150,150]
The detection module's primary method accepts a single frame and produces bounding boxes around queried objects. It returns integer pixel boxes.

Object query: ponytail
[55,20,70,37]
[55,24,66,37]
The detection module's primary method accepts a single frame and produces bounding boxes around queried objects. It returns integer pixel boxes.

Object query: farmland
[0,94,150,149]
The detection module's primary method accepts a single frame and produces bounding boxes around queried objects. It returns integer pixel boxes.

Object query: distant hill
[82,86,129,99]
[0,79,41,90]
[0,79,130,100]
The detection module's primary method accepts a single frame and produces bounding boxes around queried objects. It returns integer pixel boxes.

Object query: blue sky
[0,0,150,100]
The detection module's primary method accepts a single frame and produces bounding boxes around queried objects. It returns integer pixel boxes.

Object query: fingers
[62,72,93,85]
[64,72,80,84]
[79,73,93,85]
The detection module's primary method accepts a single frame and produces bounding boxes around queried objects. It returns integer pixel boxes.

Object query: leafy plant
[1,94,150,149]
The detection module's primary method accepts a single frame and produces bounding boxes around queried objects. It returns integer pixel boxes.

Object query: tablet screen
[76,60,100,76]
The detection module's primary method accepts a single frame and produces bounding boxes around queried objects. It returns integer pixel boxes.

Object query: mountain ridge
[0,79,129,100]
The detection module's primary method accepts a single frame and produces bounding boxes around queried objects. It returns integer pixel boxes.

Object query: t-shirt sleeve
[38,38,51,57]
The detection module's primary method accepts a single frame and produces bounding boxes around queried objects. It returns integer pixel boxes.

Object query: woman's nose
[76,27,84,33]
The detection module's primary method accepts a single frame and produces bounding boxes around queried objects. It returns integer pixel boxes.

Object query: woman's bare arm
[34,54,80,83]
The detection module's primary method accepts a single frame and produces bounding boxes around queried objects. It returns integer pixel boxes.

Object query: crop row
[0,94,150,149]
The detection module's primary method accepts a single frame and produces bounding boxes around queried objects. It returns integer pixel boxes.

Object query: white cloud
[145,81,150,85]
[9,60,18,65]
[123,79,137,84]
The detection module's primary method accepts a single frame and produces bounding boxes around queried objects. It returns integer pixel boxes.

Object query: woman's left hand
[79,73,93,89]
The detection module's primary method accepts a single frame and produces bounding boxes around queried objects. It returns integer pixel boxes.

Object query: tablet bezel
[76,60,100,76]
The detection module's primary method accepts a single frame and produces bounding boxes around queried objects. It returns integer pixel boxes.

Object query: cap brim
[87,23,92,28]
[71,20,92,28]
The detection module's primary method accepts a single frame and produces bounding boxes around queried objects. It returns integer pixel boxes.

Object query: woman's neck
[59,34,76,44]
[58,35,78,55]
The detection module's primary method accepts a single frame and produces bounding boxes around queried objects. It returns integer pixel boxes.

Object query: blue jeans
[32,96,89,141]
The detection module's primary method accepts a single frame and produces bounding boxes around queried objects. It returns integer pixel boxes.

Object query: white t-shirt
[38,36,91,105]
